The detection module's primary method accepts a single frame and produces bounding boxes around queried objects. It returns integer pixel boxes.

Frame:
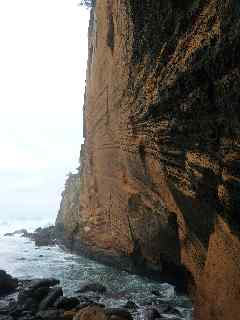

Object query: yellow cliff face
[57,1,240,319]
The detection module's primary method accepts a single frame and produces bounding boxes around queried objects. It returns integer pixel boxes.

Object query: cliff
[56,1,240,319]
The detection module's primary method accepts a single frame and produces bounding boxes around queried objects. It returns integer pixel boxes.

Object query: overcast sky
[0,0,89,226]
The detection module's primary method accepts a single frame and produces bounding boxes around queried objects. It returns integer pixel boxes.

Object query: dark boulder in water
[32,287,51,302]
[122,301,138,310]
[4,229,28,237]
[104,308,133,320]
[77,282,107,294]
[17,277,61,313]
[28,278,60,291]
[32,226,57,247]
[0,300,10,315]
[0,271,18,297]
[141,308,160,320]
[37,309,64,320]
[54,297,80,310]
[0,316,14,320]
[38,287,63,311]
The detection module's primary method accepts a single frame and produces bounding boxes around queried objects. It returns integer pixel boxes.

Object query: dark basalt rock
[32,227,57,247]
[0,316,14,320]
[32,287,51,302]
[142,308,160,320]
[0,301,10,315]
[77,282,107,294]
[4,229,28,237]
[122,301,138,310]
[38,287,63,311]
[104,308,133,320]
[36,309,64,320]
[0,271,18,297]
[54,297,80,310]
[17,277,62,314]
[28,279,60,292]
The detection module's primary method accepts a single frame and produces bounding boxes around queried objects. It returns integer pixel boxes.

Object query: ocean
[0,220,193,319]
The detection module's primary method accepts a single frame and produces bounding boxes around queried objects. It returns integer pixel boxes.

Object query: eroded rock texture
[57,1,240,319]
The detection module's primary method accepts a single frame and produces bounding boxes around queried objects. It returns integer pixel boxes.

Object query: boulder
[159,305,182,317]
[38,287,63,311]
[75,303,93,311]
[32,226,56,247]
[64,310,78,320]
[142,308,160,320]
[0,271,18,296]
[37,309,64,320]
[4,229,28,237]
[32,286,51,302]
[18,278,60,306]
[73,305,106,320]
[55,297,80,310]
[19,297,38,313]
[122,301,138,310]
[104,308,133,320]
[77,282,107,294]
[29,278,60,291]
[0,300,9,315]
[0,316,14,320]
[17,310,35,320]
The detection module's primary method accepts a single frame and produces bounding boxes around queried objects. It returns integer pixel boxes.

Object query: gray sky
[0,0,89,225]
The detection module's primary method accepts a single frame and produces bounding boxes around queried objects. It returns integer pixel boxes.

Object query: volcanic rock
[55,1,240,319]
[0,271,18,297]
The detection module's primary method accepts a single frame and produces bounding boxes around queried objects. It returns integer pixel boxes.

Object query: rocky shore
[0,270,190,320]
[54,1,240,318]
[4,227,189,293]
[4,227,57,247]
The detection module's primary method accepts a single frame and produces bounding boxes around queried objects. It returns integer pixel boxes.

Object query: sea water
[0,221,193,320]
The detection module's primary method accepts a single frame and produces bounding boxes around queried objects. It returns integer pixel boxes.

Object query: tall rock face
[57,1,240,319]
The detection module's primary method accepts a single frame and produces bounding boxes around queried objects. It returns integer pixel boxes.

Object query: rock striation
[56,1,240,319]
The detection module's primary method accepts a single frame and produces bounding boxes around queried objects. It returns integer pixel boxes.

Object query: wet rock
[73,305,106,320]
[151,290,163,297]
[21,298,38,313]
[153,304,171,315]
[142,308,160,320]
[149,303,183,318]
[122,301,138,310]
[0,316,14,320]
[18,277,60,306]
[77,296,92,304]
[75,303,93,311]
[55,297,80,310]
[0,271,18,297]
[29,278,60,291]
[31,226,56,247]
[32,287,51,302]
[4,229,28,237]
[105,308,133,320]
[38,287,63,311]
[37,309,64,320]
[64,310,78,320]
[0,301,9,315]
[18,288,32,306]
[158,317,181,320]
[77,282,107,294]
[17,310,36,320]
